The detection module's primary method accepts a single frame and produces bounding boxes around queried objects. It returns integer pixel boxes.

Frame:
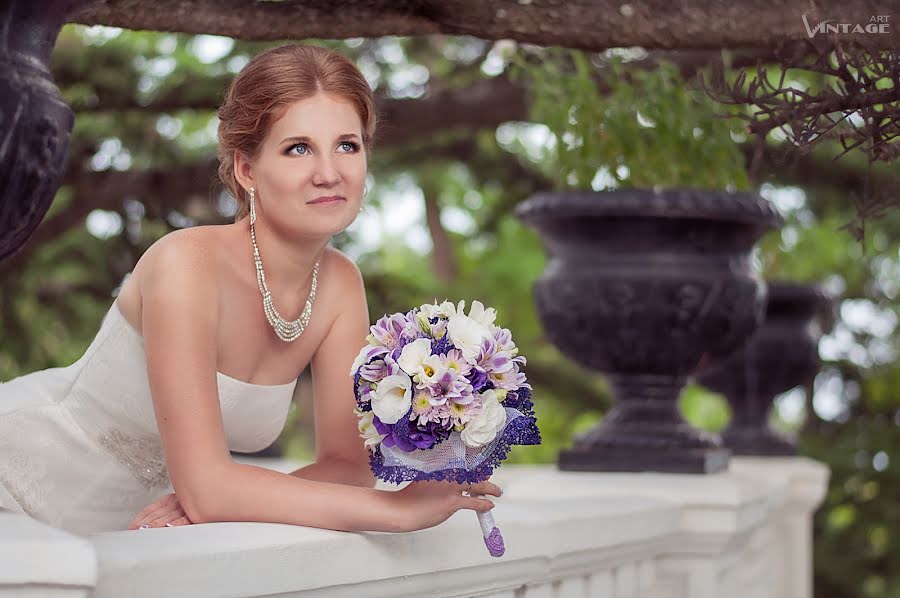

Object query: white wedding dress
[0,300,297,536]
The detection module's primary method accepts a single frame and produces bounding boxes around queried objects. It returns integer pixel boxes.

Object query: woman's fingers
[461,496,495,513]
[146,506,187,528]
[129,498,170,529]
[129,493,190,530]
[136,504,176,528]
[129,506,167,530]
[130,493,177,523]
[468,480,503,498]
[165,515,192,527]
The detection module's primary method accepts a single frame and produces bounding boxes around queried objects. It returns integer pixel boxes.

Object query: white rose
[447,314,491,362]
[371,374,412,424]
[466,300,497,328]
[356,409,386,452]
[460,390,508,448]
[397,338,432,376]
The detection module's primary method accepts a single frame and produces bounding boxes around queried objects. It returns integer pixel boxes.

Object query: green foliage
[679,384,731,433]
[2,29,899,598]
[510,49,750,191]
[802,409,900,598]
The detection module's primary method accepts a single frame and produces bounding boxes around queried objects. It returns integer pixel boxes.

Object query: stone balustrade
[0,458,828,598]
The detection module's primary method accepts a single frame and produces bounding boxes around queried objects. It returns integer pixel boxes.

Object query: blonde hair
[216,44,377,222]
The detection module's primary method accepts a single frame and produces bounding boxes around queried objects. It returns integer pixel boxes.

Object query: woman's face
[247,91,367,237]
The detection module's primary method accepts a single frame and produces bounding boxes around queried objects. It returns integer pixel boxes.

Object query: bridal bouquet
[350,300,541,556]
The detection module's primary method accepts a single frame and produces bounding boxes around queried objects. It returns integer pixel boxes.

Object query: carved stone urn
[515,188,782,473]
[0,0,90,262]
[694,282,827,455]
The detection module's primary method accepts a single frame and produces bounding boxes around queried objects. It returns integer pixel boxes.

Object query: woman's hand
[386,479,502,533]
[128,492,193,530]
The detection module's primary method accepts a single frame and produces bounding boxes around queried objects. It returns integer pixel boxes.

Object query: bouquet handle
[476,508,505,557]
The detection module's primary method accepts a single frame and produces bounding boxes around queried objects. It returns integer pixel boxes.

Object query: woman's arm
[289,458,375,488]
[139,234,393,532]
[289,249,377,489]
[196,461,398,531]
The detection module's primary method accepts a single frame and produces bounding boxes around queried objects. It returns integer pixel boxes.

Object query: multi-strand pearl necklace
[249,206,319,343]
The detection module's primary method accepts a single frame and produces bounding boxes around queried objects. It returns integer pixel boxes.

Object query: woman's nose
[312,156,341,186]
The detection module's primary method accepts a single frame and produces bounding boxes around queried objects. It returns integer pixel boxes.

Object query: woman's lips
[307,196,346,205]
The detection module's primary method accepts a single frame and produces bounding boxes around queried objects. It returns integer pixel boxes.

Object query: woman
[0,44,500,536]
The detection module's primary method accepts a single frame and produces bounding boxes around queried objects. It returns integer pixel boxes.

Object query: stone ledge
[0,511,96,597]
[0,460,830,598]
[88,492,676,598]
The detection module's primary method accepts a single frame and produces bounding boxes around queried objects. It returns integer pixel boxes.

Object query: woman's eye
[339,141,359,152]
[288,143,309,156]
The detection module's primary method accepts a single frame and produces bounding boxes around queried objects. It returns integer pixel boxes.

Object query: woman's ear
[233,151,254,195]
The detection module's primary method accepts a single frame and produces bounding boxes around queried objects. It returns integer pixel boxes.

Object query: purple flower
[370,314,410,350]
[372,412,451,452]
[492,327,515,352]
[406,418,452,450]
[475,336,514,375]
[360,354,401,382]
[489,362,530,391]
[373,413,414,452]
[430,318,448,339]
[428,369,475,405]
[431,334,455,355]
[357,378,377,405]
[466,367,492,393]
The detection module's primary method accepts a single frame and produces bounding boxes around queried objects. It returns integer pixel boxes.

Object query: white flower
[447,314,491,362]
[418,354,446,386]
[356,408,386,452]
[420,299,465,319]
[350,345,390,378]
[466,300,497,328]
[350,345,373,377]
[460,390,508,448]
[397,338,432,376]
[415,311,433,334]
[371,374,412,424]
[417,302,441,319]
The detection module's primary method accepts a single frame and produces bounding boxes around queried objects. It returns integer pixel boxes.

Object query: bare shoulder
[117,227,223,332]
[320,247,366,307]
[140,228,218,280]
[321,246,363,286]
[315,246,367,330]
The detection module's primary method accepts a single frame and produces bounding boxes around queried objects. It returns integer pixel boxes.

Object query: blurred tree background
[0,27,897,597]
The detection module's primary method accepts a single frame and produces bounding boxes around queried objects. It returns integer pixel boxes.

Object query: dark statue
[0,0,90,262]
[695,282,828,455]
[517,188,783,473]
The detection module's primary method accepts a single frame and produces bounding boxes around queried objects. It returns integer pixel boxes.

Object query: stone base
[724,428,797,457]
[558,445,731,474]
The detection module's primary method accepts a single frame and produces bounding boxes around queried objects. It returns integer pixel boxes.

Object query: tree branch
[69,0,899,51]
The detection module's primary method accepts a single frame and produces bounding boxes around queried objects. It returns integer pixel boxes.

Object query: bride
[0,43,500,536]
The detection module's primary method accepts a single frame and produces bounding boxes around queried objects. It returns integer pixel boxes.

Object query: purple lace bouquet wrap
[350,300,541,557]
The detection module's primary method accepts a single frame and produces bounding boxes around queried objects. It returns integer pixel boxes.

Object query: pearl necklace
[249,217,319,343]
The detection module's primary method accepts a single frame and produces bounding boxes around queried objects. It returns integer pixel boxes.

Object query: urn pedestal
[516,189,782,474]
[0,0,89,262]
[695,282,827,455]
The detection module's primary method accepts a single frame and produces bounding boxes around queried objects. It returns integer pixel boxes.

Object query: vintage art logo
[801,13,892,38]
